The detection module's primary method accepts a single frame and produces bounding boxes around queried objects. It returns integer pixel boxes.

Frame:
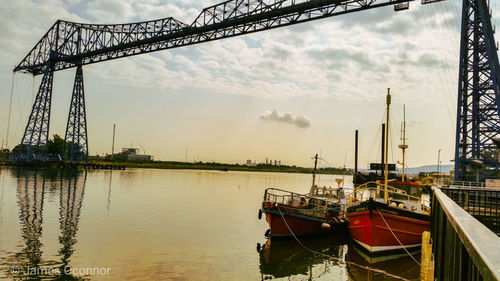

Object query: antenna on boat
[399,105,408,182]
[384,88,391,204]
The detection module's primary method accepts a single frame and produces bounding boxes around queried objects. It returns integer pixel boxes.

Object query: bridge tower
[19,64,54,162]
[455,0,500,181]
[63,66,89,163]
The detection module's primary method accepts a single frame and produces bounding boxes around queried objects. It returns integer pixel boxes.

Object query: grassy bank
[88,160,349,175]
[0,158,349,175]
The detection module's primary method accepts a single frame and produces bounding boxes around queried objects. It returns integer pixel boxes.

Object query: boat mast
[399,105,408,182]
[309,153,319,196]
[312,153,318,188]
[384,89,391,204]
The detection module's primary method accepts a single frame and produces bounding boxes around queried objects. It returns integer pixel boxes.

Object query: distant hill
[359,164,454,174]
[403,165,454,175]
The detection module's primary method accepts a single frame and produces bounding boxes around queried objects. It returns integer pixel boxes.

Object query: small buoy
[265,229,271,237]
[398,203,405,209]
[321,223,331,229]
[258,209,262,220]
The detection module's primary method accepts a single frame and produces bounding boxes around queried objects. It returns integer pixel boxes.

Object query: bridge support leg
[64,65,88,163]
[19,64,54,162]
[455,0,500,181]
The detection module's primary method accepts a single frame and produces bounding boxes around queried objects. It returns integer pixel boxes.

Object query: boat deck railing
[263,188,343,218]
[431,186,500,280]
[348,181,429,206]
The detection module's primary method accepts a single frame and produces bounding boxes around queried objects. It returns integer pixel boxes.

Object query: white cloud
[87,0,135,22]
[0,0,492,166]
[260,110,311,129]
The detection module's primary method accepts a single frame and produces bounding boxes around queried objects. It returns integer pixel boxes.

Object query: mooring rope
[377,209,421,266]
[275,205,414,281]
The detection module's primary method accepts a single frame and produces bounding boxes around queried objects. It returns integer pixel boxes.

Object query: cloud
[260,110,311,129]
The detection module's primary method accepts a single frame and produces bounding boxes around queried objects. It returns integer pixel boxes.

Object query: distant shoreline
[0,159,349,175]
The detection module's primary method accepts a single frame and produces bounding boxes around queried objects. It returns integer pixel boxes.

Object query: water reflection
[0,169,420,281]
[106,171,112,212]
[258,235,420,281]
[5,169,87,280]
[345,242,421,281]
[58,171,86,266]
[258,235,349,280]
[16,169,46,270]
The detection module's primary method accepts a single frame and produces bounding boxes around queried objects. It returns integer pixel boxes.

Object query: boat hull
[347,198,429,254]
[262,204,347,237]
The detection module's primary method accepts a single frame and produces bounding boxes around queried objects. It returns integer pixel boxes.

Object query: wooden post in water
[420,231,434,281]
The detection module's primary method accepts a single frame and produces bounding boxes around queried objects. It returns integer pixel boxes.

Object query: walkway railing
[440,187,500,235]
[451,181,486,188]
[431,187,500,281]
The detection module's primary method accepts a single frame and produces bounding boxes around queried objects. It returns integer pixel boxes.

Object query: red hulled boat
[347,89,430,254]
[346,182,430,253]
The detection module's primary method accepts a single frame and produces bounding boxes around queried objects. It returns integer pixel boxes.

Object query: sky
[0,0,499,168]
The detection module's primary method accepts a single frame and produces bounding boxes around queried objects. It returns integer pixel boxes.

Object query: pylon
[64,66,88,163]
[454,0,500,181]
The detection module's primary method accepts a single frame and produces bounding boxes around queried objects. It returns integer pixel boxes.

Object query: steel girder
[14,0,415,75]
[19,65,54,161]
[454,0,500,181]
[64,66,88,163]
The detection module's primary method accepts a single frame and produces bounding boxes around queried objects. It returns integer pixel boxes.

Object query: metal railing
[451,181,486,188]
[440,187,500,235]
[263,188,343,218]
[348,181,430,209]
[431,187,500,281]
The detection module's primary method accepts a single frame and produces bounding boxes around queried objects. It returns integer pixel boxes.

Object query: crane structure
[13,0,428,163]
[10,0,499,182]
[454,0,500,181]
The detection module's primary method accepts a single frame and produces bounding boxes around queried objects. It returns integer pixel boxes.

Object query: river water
[0,167,420,280]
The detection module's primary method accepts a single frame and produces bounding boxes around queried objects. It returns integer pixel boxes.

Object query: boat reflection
[345,242,421,281]
[258,234,420,281]
[4,169,87,280]
[258,234,349,280]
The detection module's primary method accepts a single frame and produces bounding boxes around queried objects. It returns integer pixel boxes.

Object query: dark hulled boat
[261,186,347,237]
[259,154,348,237]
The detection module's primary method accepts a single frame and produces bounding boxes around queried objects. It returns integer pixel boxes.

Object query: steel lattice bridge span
[9,0,500,181]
